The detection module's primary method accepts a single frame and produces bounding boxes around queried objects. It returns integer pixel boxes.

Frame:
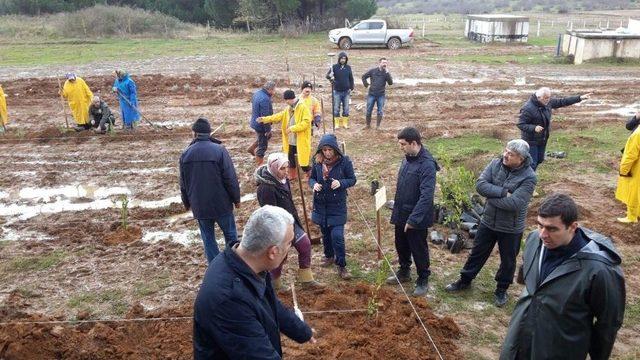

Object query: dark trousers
[394,224,430,279]
[459,223,522,291]
[529,144,546,171]
[255,131,271,157]
[287,145,310,172]
[320,224,346,267]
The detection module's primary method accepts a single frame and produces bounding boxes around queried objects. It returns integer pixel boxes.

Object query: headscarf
[267,152,289,184]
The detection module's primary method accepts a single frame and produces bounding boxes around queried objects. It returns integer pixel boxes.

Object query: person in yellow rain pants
[616,126,640,223]
[0,84,8,132]
[61,73,93,131]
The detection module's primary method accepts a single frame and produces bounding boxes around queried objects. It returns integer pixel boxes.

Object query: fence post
[422,19,426,38]
[537,20,540,37]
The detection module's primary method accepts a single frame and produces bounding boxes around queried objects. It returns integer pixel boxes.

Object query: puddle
[152,120,190,127]
[598,102,640,117]
[17,185,131,202]
[142,229,201,245]
[396,77,489,86]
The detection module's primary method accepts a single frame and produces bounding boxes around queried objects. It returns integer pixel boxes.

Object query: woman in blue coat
[112,70,140,129]
[309,134,356,279]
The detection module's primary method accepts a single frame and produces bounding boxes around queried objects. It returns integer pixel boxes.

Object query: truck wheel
[387,37,401,50]
[339,37,352,50]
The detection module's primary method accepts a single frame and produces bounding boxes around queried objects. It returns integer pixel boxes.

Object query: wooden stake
[57,78,70,129]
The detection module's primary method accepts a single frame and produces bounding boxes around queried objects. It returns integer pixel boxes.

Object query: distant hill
[377,0,637,14]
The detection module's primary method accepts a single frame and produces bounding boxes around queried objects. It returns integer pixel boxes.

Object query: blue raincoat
[113,74,140,126]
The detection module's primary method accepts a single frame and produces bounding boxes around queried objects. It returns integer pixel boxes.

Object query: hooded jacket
[255,165,303,229]
[500,228,625,360]
[326,52,354,92]
[309,134,356,226]
[113,73,139,125]
[517,93,582,146]
[250,88,274,133]
[260,100,312,167]
[179,135,241,220]
[626,115,639,132]
[476,154,537,234]
[62,77,93,125]
[391,146,439,230]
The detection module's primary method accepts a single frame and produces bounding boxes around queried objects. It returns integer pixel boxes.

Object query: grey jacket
[476,155,537,234]
[500,228,625,360]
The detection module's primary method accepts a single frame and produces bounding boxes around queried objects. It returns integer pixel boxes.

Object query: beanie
[192,117,211,134]
[301,81,312,90]
[283,90,296,100]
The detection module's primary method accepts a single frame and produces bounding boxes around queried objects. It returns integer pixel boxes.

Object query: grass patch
[68,289,128,316]
[2,250,66,272]
[428,133,503,162]
[133,274,172,297]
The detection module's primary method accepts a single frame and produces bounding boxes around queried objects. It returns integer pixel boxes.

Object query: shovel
[115,90,172,130]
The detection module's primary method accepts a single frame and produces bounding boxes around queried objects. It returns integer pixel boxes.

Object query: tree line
[0,0,378,29]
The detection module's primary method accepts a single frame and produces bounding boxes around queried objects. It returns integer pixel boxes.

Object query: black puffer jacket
[476,154,537,234]
[255,165,303,229]
[517,93,582,146]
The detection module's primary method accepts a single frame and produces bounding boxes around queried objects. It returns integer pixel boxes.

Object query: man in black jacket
[362,57,393,129]
[387,127,438,296]
[517,87,591,170]
[326,51,354,129]
[500,194,625,360]
[193,205,316,359]
[445,139,537,307]
[179,118,241,263]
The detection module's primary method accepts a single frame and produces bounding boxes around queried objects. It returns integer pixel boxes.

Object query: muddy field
[1,36,639,359]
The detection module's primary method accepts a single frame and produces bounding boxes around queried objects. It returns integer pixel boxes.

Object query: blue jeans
[320,224,346,267]
[255,131,271,158]
[529,144,546,171]
[197,213,238,263]
[366,95,386,117]
[333,90,350,117]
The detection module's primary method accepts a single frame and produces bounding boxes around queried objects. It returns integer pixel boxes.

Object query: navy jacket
[179,135,241,220]
[309,134,356,227]
[362,67,393,97]
[326,52,354,92]
[391,147,438,230]
[193,248,313,359]
[250,88,274,133]
[476,155,537,234]
[518,93,582,146]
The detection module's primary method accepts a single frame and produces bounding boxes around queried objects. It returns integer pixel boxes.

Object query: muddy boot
[412,277,429,297]
[365,115,372,129]
[376,114,383,130]
[617,208,638,223]
[342,116,350,129]
[386,266,411,285]
[337,266,352,280]
[320,257,334,267]
[255,156,264,167]
[298,268,325,289]
[334,117,341,129]
[247,140,258,156]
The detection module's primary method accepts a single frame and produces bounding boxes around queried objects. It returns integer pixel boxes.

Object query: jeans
[320,224,346,267]
[459,223,522,291]
[366,95,386,117]
[255,131,271,158]
[529,144,546,171]
[394,224,431,279]
[333,90,350,117]
[197,212,238,263]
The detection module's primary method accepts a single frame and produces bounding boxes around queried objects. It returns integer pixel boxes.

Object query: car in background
[328,19,414,50]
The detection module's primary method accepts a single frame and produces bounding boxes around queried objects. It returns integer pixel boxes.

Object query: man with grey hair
[193,205,315,359]
[518,87,591,170]
[446,139,537,307]
[88,95,115,134]
[248,80,277,166]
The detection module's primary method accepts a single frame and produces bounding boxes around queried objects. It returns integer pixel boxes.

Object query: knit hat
[267,152,289,183]
[301,81,312,90]
[283,90,296,100]
[506,139,530,158]
[192,117,211,134]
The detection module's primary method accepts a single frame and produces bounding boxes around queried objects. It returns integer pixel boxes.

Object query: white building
[465,14,529,43]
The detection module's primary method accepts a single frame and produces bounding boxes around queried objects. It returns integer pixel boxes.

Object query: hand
[580,93,592,100]
[330,180,341,190]
[313,183,323,192]
[309,328,317,344]
[257,117,263,123]
[234,202,241,209]
[286,127,293,135]
[404,223,414,233]
[534,125,544,133]
[507,192,512,197]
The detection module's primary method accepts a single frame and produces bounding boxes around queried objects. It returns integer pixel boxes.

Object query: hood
[316,134,343,157]
[577,228,622,266]
[254,165,280,186]
[189,133,221,146]
[337,52,349,64]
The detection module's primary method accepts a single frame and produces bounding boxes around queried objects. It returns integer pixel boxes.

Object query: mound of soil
[0,283,460,359]
[103,225,142,246]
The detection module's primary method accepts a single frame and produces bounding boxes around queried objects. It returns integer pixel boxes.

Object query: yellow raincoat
[0,85,7,126]
[261,100,312,166]
[616,127,640,217]
[62,77,93,125]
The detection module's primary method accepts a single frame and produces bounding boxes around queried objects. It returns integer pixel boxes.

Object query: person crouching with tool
[255,152,324,291]
[309,134,356,280]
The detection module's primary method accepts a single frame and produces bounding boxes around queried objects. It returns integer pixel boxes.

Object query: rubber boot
[288,167,298,181]
[342,116,350,129]
[376,114,383,130]
[247,140,258,156]
[334,117,341,129]
[298,268,325,289]
[255,156,264,167]
[617,207,638,223]
[365,115,372,129]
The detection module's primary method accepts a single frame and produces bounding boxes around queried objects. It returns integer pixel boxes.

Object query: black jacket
[517,93,582,146]
[179,135,241,219]
[255,165,303,229]
[626,115,639,132]
[326,51,354,92]
[193,247,313,359]
[362,67,393,97]
[500,228,625,360]
[476,155,537,234]
[391,146,439,230]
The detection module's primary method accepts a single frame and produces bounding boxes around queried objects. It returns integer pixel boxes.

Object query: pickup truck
[328,19,414,50]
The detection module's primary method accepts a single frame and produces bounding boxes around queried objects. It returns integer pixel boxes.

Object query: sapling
[367,260,391,319]
[116,195,129,230]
